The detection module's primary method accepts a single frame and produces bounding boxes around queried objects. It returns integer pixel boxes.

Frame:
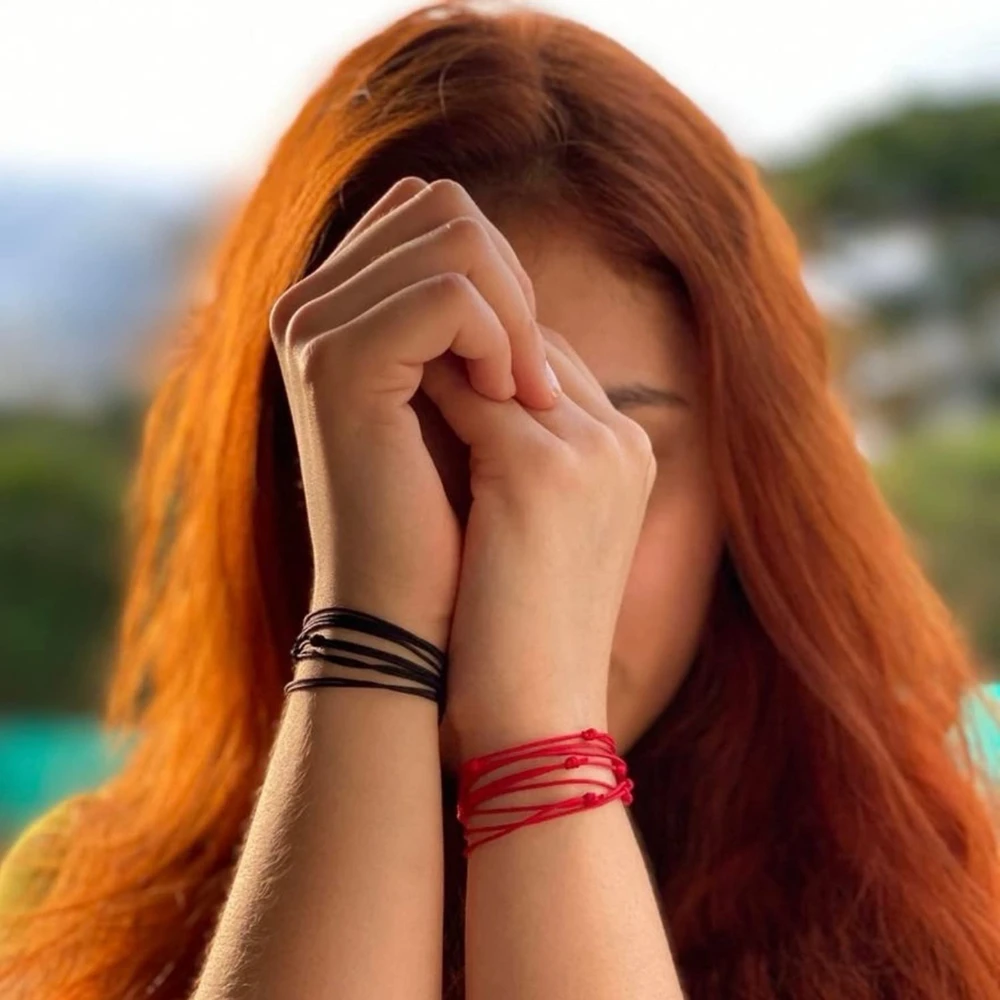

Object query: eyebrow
[602,382,690,412]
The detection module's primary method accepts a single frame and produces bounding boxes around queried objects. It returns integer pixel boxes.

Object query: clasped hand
[269,176,656,764]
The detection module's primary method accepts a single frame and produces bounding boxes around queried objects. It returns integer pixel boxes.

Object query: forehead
[494,212,696,392]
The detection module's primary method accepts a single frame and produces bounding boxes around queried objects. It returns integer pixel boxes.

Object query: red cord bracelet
[456,727,634,856]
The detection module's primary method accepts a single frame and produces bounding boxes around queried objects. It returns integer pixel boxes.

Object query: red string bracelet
[456,727,634,857]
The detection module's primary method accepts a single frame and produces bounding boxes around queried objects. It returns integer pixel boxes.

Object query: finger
[305,272,517,406]
[418,351,547,456]
[271,176,429,336]
[504,343,606,444]
[283,216,549,407]
[316,178,551,408]
[420,180,537,320]
[520,336,621,444]
[418,327,618,451]
[538,323,609,402]
[340,176,430,252]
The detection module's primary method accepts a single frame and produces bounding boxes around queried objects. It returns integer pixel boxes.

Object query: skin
[421,206,728,1000]
[191,177,725,1000]
[434,209,726,769]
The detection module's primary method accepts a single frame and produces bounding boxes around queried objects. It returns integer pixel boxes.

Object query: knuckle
[296,331,350,392]
[269,287,300,344]
[428,177,470,212]
[618,414,654,456]
[443,214,490,253]
[617,418,657,484]
[583,416,656,483]
[285,301,322,346]
[296,335,326,384]
[430,269,474,303]
[392,175,428,198]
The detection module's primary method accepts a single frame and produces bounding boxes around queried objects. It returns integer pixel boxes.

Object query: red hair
[3,2,998,996]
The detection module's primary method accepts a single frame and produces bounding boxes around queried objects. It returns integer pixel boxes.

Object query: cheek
[611,480,724,732]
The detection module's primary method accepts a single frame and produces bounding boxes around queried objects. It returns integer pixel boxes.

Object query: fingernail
[544,360,562,397]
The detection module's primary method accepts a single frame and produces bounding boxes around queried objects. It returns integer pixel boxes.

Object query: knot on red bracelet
[455,727,633,856]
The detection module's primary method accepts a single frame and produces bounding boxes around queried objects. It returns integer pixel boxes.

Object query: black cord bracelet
[286,605,448,720]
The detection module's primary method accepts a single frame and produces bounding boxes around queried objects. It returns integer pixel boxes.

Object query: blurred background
[1,0,999,848]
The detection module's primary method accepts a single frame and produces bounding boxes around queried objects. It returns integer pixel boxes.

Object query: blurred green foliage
[0,399,141,712]
[765,93,1000,230]
[874,415,1000,674]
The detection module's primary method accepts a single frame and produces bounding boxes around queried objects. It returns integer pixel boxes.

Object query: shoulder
[0,798,76,914]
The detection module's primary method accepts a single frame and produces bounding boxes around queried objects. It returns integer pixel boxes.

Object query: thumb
[418,352,534,450]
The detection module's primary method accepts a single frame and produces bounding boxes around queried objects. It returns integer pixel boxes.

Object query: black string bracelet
[291,609,445,698]
[285,605,448,721]
[294,607,445,678]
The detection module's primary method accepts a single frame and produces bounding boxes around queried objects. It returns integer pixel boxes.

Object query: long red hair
[3,2,999,997]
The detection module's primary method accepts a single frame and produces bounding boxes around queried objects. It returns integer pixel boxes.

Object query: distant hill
[0,167,215,407]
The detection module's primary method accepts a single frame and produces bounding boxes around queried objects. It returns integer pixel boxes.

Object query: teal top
[960,681,1000,779]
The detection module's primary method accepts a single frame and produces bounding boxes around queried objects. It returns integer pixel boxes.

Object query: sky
[0,0,998,193]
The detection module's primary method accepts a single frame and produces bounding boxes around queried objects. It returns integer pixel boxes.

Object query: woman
[1,1,998,997]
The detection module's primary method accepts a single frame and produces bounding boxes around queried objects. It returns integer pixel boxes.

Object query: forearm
[463,721,685,1000]
[191,680,443,1000]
